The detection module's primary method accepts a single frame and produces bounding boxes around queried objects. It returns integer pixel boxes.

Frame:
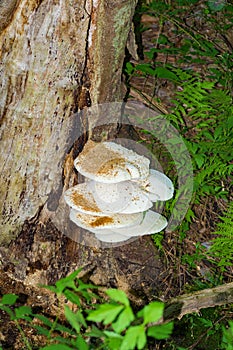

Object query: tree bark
[0,0,137,245]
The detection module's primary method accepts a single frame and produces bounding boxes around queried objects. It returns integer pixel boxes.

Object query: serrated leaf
[87,304,124,325]
[147,322,174,340]
[1,294,18,305]
[106,289,129,306]
[63,289,81,306]
[112,306,135,333]
[55,268,82,293]
[64,305,83,333]
[120,325,146,350]
[141,301,164,325]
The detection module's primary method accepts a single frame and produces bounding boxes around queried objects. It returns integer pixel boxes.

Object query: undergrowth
[1,268,233,350]
[0,268,174,350]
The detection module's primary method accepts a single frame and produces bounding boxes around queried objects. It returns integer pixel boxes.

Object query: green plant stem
[15,319,33,350]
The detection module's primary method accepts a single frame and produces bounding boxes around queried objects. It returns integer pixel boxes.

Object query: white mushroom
[87,180,153,214]
[139,169,174,202]
[94,232,130,243]
[92,210,167,237]
[64,141,174,244]
[74,140,150,183]
[64,183,102,216]
[69,208,143,230]
[64,181,153,215]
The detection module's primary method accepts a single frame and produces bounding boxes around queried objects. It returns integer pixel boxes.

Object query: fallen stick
[163,282,233,322]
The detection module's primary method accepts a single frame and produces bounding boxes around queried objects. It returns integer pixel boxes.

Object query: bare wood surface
[163,282,233,322]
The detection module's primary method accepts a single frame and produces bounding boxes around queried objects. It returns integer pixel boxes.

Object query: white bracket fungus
[64,140,174,243]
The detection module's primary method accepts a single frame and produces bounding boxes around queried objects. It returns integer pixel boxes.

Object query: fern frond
[210,202,233,266]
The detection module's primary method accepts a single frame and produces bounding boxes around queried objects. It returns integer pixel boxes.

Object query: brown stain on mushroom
[77,141,127,178]
[71,191,100,213]
[97,158,126,176]
[90,216,114,228]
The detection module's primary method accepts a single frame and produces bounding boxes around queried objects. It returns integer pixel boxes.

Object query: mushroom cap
[94,232,130,243]
[87,180,153,214]
[140,169,174,202]
[94,210,167,237]
[69,208,143,230]
[64,183,102,216]
[74,140,150,183]
[64,181,153,215]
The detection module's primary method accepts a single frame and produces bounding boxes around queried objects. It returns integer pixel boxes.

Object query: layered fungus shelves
[64,140,174,243]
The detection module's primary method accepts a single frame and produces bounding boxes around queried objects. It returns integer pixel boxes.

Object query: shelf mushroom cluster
[64,140,174,243]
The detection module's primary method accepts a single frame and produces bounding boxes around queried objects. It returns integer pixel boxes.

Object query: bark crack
[80,0,93,87]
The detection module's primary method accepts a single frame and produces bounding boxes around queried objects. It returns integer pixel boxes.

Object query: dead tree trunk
[0,0,137,245]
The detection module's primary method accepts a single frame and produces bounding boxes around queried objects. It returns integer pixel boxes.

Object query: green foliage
[0,271,173,350]
[125,0,233,244]
[222,321,233,350]
[210,201,233,268]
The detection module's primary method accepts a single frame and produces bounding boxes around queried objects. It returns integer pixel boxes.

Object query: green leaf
[15,306,32,321]
[40,345,74,350]
[87,304,124,325]
[34,314,53,327]
[87,325,105,338]
[120,325,146,350]
[64,305,84,333]
[194,154,205,169]
[55,268,82,293]
[1,294,18,305]
[75,335,89,350]
[155,67,178,81]
[34,325,50,336]
[54,322,76,335]
[107,337,123,350]
[147,322,174,340]
[141,301,164,325]
[63,289,81,306]
[208,0,225,11]
[112,306,135,333]
[135,63,156,76]
[106,289,129,306]
[125,62,135,75]
[104,330,123,339]
[0,305,14,319]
